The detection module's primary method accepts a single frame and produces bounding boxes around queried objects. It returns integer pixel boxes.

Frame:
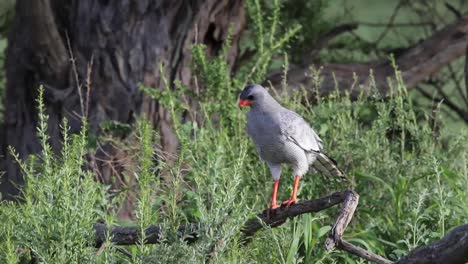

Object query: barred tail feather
[312,152,347,179]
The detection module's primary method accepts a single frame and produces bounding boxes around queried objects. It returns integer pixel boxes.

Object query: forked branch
[94,190,468,264]
[241,190,391,264]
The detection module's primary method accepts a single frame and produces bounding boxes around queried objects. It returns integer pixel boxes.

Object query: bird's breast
[247,111,306,165]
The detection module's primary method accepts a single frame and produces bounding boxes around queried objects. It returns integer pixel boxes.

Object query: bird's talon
[281,199,296,208]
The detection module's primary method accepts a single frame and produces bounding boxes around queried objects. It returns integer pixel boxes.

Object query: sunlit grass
[0,65,466,264]
[0,0,467,262]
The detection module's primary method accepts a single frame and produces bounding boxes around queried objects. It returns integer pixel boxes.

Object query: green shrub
[0,0,467,263]
[138,42,467,264]
[0,86,110,263]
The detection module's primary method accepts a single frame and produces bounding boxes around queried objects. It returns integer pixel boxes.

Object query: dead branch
[93,191,468,264]
[417,83,468,123]
[93,222,199,246]
[446,63,468,107]
[445,2,462,19]
[241,191,352,238]
[266,16,468,99]
[356,21,432,27]
[304,23,359,63]
[395,224,468,264]
[242,190,392,264]
[338,240,393,264]
[94,191,391,263]
[374,0,407,45]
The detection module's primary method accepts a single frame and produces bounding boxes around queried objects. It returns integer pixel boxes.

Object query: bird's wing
[280,110,323,152]
[280,110,347,180]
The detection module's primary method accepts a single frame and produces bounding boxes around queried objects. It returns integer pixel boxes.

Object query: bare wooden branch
[445,2,462,19]
[321,191,392,264]
[446,64,468,107]
[396,224,468,264]
[93,222,199,246]
[338,240,393,264]
[94,191,364,247]
[241,191,353,239]
[93,191,468,264]
[417,84,468,123]
[260,190,392,264]
[356,21,432,27]
[267,16,468,99]
[305,23,359,63]
[374,0,407,45]
[324,190,359,250]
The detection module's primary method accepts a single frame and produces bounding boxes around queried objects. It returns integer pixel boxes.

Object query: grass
[0,87,111,263]
[149,63,467,264]
[0,64,466,263]
[0,1,467,263]
[0,62,468,263]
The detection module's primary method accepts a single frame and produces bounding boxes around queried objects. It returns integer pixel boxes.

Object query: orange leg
[270,180,280,209]
[282,176,300,207]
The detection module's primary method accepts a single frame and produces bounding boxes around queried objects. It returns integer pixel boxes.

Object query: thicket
[0,0,467,263]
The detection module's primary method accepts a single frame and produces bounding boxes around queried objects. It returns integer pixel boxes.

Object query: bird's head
[238,84,268,107]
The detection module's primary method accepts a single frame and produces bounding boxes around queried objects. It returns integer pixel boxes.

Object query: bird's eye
[247,95,254,100]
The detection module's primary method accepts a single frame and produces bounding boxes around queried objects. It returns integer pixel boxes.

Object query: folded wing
[280,110,346,179]
[280,110,323,152]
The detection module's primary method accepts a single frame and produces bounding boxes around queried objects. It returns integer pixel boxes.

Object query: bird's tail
[312,152,347,180]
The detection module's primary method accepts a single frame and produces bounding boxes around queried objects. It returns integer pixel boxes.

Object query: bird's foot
[281,198,297,208]
[270,203,280,210]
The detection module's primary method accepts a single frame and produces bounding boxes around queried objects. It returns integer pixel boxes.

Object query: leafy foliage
[0,1,467,263]
[0,86,110,263]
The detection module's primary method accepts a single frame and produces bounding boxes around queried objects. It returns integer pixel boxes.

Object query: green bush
[141,70,467,264]
[0,58,467,264]
[0,87,110,263]
[0,1,467,263]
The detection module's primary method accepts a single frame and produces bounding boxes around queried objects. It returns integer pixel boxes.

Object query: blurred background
[0,0,466,263]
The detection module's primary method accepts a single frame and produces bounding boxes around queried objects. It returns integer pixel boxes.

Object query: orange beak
[239,99,253,107]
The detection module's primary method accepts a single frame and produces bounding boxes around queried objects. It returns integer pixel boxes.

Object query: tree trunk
[0,0,245,217]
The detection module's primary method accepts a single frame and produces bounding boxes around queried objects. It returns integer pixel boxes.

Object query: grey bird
[239,84,346,209]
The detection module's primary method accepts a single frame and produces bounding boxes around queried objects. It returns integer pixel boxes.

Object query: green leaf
[317,225,332,238]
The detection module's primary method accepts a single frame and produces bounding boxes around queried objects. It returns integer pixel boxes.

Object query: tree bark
[0,0,245,216]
